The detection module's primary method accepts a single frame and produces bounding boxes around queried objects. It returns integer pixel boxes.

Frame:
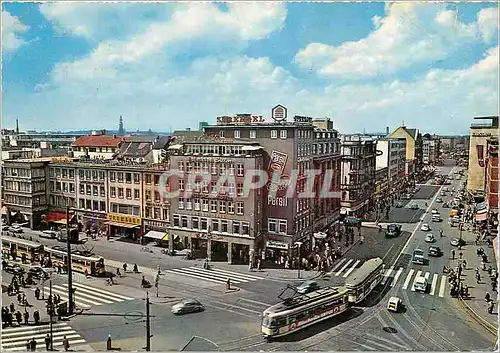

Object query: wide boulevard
[3,161,497,351]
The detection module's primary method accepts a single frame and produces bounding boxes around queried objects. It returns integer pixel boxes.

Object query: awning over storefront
[144,230,166,240]
[107,221,139,229]
[163,233,179,241]
[45,212,68,225]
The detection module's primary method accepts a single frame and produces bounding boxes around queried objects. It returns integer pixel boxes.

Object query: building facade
[71,133,123,160]
[422,134,441,165]
[340,135,377,217]
[388,126,422,176]
[375,138,406,193]
[467,116,499,194]
[485,137,498,213]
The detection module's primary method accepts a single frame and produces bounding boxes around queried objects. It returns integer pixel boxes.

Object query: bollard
[106,335,112,350]
[226,278,231,291]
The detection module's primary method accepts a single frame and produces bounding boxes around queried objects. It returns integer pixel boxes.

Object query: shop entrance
[231,243,250,264]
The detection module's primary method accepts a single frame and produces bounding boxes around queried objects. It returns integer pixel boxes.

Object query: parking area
[413,185,440,199]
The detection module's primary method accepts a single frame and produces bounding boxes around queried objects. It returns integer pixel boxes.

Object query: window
[181,216,188,228]
[228,201,234,214]
[79,199,85,209]
[80,185,85,194]
[233,221,240,234]
[110,172,116,181]
[100,186,105,197]
[179,179,184,191]
[146,190,151,201]
[280,130,287,139]
[126,189,132,199]
[219,164,226,175]
[221,220,228,233]
[186,199,192,210]
[219,201,226,213]
[178,161,184,172]
[154,191,160,202]
[62,169,68,178]
[212,219,219,232]
[99,171,105,180]
[236,202,244,215]
[228,183,235,196]
[118,188,124,198]
[271,130,277,139]
[125,173,132,183]
[234,130,240,139]
[154,175,160,186]
[134,189,140,200]
[192,217,199,230]
[279,220,287,234]
[200,218,208,230]
[237,183,244,196]
[86,185,91,195]
[93,200,99,211]
[237,164,244,176]
[134,174,140,184]
[173,215,180,227]
[202,163,209,174]
[179,198,184,210]
[210,200,217,212]
[202,199,209,212]
[250,130,256,139]
[111,187,116,198]
[228,163,235,176]
[194,199,201,211]
[242,222,249,235]
[145,174,152,184]
[219,131,224,138]
[70,183,75,193]
[145,207,152,218]
[268,219,277,233]
[118,172,123,182]
[100,201,106,211]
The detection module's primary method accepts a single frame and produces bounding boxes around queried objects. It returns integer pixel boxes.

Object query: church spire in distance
[118,115,125,135]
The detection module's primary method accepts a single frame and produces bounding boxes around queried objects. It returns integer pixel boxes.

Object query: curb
[458,296,498,337]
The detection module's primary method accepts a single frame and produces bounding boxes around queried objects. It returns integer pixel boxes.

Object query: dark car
[3,263,25,275]
[396,202,404,208]
[28,266,49,280]
[171,299,204,315]
[385,224,402,238]
[450,238,466,247]
[296,280,320,294]
[428,245,443,257]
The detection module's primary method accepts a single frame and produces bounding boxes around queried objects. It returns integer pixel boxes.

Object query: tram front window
[262,316,277,329]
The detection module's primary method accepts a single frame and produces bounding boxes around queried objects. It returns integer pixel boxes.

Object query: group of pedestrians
[23,334,70,351]
[2,303,40,327]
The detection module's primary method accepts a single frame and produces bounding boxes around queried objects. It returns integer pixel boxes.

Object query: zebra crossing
[1,323,86,351]
[329,258,448,297]
[35,282,134,309]
[165,266,264,285]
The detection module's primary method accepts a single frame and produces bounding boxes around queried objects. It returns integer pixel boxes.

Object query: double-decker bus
[44,246,105,277]
[261,286,349,339]
[345,257,385,304]
[2,236,44,263]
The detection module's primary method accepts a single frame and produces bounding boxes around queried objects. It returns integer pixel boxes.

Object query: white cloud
[295,3,498,79]
[1,10,29,52]
[49,3,287,82]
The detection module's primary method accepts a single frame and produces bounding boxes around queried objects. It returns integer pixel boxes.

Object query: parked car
[428,245,443,257]
[431,215,442,222]
[28,266,49,280]
[436,197,443,203]
[171,299,204,315]
[425,234,435,243]
[3,263,25,275]
[410,204,419,210]
[296,280,320,294]
[431,209,439,214]
[40,230,58,239]
[450,238,466,247]
[421,223,431,231]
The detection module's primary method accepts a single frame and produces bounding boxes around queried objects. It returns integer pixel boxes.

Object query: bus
[2,236,44,263]
[261,286,349,339]
[44,246,106,277]
[345,257,385,304]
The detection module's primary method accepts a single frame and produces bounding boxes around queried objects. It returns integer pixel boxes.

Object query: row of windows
[3,181,39,193]
[184,144,245,155]
[4,194,45,206]
[79,199,106,212]
[51,181,75,193]
[178,180,247,196]
[50,168,76,179]
[110,172,141,184]
[172,214,250,236]
[110,187,140,200]
[178,162,245,176]
[178,199,244,214]
[4,168,44,178]
[110,203,141,216]
[78,170,105,181]
[268,218,287,234]
[49,196,75,208]
[80,184,106,197]
[144,207,169,221]
[72,146,116,153]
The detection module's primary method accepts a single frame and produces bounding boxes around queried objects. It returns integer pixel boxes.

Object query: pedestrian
[485,292,491,302]
[35,287,40,300]
[10,302,15,313]
[17,293,22,304]
[26,340,30,351]
[488,302,495,314]
[23,309,29,325]
[15,310,22,325]
[33,310,40,325]
[451,250,455,260]
[477,273,481,284]
[62,336,70,351]
[45,334,51,351]
[29,337,36,352]
[459,251,463,260]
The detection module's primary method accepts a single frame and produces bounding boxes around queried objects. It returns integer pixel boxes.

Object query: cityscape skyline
[2,2,499,134]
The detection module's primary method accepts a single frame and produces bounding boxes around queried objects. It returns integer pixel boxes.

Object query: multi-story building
[375,138,406,196]
[340,135,377,217]
[142,166,171,236]
[203,109,342,259]
[2,158,51,228]
[71,132,123,160]
[422,134,441,165]
[388,126,422,176]
[467,116,499,194]
[45,159,78,228]
[485,137,498,214]
[167,139,264,264]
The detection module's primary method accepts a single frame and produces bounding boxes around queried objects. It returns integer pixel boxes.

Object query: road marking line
[411,270,422,291]
[438,275,447,297]
[1,326,73,338]
[343,260,361,278]
[45,286,91,308]
[424,272,430,280]
[381,267,393,286]
[2,332,80,344]
[211,267,263,281]
[402,269,414,290]
[185,267,245,283]
[391,267,404,287]
[364,333,410,350]
[165,268,227,284]
[52,285,114,304]
[331,258,347,273]
[50,285,111,305]
[430,274,439,296]
[72,282,134,300]
[4,339,86,352]
[335,259,353,276]
[1,323,68,333]
[236,298,271,306]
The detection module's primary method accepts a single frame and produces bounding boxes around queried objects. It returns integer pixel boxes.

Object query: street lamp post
[295,242,303,279]
[65,205,74,315]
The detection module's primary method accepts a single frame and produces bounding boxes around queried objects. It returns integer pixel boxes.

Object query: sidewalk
[452,227,498,331]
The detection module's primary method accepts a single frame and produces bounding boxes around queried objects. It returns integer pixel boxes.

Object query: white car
[414,276,428,293]
[421,223,431,231]
[425,234,435,243]
[431,209,439,214]
[40,230,58,239]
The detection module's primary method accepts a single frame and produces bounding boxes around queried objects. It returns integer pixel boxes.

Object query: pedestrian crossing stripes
[35,282,134,309]
[165,266,264,285]
[328,258,449,298]
[1,323,86,351]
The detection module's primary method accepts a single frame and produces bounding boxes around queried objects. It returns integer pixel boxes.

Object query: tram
[44,246,106,276]
[345,257,385,303]
[1,235,44,263]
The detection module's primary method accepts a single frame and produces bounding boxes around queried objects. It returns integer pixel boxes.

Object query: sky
[2,2,499,135]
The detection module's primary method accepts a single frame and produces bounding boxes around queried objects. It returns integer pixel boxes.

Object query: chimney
[16,119,19,134]
[386,126,389,135]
